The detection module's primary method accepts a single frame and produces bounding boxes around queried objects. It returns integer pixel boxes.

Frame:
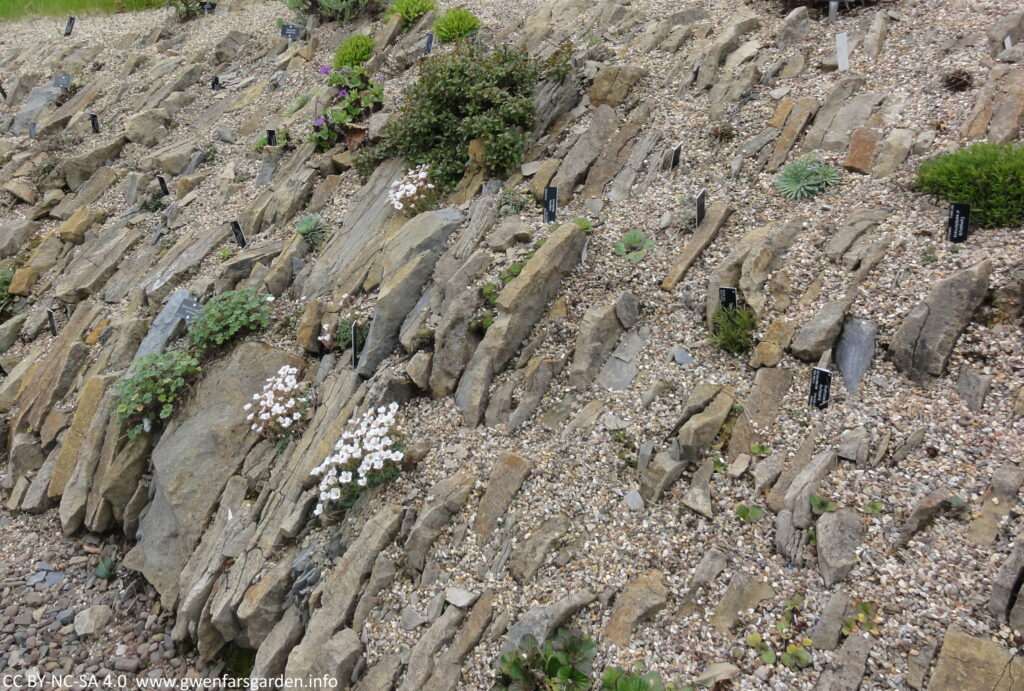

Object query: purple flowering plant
[309,66,384,152]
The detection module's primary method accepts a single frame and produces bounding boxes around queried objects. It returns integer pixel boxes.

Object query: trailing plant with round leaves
[295,213,328,249]
[601,666,669,691]
[334,34,375,70]
[709,305,757,355]
[114,350,200,439]
[389,0,434,26]
[493,629,596,691]
[776,154,840,200]
[355,43,538,191]
[915,142,1024,228]
[188,290,272,356]
[434,8,480,42]
[614,230,654,263]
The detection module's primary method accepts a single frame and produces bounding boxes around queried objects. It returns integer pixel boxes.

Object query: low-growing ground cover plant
[355,43,538,191]
[434,7,480,42]
[244,364,309,444]
[915,142,1024,228]
[114,351,200,439]
[777,154,840,200]
[309,67,384,152]
[387,164,437,214]
[188,289,271,356]
[310,402,404,515]
[709,305,757,354]
[493,629,596,691]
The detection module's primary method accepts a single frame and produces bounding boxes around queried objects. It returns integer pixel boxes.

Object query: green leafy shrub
[334,34,374,69]
[355,43,539,191]
[330,316,369,352]
[188,290,271,356]
[541,40,575,83]
[114,351,200,439]
[389,0,434,26]
[709,305,756,354]
[0,267,16,316]
[499,187,530,216]
[285,0,372,22]
[167,0,202,21]
[434,8,480,42]
[493,629,596,691]
[915,142,1024,228]
[776,594,805,634]
[809,493,837,515]
[614,230,654,263]
[296,213,328,249]
[780,640,813,670]
[776,154,840,200]
[601,666,668,690]
[310,68,384,152]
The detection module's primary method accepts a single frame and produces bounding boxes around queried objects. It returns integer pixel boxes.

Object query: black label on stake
[696,188,707,226]
[425,33,434,54]
[46,309,58,337]
[808,367,833,409]
[156,175,170,197]
[718,286,738,310]
[54,75,71,89]
[64,16,76,36]
[946,203,970,243]
[543,186,557,223]
[266,129,278,147]
[29,123,37,139]
[211,75,221,91]
[89,113,100,133]
[230,221,247,248]
[351,321,359,368]
[0,83,6,100]
[670,143,682,170]
[199,1,217,12]
[176,297,202,323]
[280,24,302,39]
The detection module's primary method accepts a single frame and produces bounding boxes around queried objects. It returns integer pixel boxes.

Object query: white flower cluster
[387,164,435,214]
[243,365,308,439]
[311,402,403,516]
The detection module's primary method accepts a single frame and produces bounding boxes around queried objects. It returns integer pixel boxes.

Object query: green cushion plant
[334,33,374,70]
[114,351,200,439]
[434,8,480,42]
[709,305,757,355]
[776,154,840,200]
[389,0,434,26]
[915,142,1024,228]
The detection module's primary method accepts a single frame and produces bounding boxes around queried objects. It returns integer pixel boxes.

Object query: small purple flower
[319,65,331,75]
[373,74,385,83]
[314,117,325,127]
[338,89,349,99]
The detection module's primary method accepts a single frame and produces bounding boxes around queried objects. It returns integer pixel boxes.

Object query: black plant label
[718,286,737,310]
[54,75,71,89]
[200,1,217,12]
[230,221,247,248]
[46,309,58,337]
[281,24,302,39]
[90,113,100,133]
[64,16,75,36]
[266,129,278,147]
[696,188,707,226]
[543,186,557,223]
[808,367,832,409]
[946,203,970,243]
[425,33,434,54]
[157,175,170,197]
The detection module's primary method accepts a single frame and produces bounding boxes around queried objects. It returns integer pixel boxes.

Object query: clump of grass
[915,142,1024,228]
[295,213,328,249]
[777,154,840,200]
[285,90,316,116]
[709,305,756,355]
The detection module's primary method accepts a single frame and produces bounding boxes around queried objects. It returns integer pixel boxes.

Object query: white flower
[266,296,275,302]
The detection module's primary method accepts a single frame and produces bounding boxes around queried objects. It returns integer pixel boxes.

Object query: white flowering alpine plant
[311,402,404,516]
[387,164,436,214]
[243,365,308,440]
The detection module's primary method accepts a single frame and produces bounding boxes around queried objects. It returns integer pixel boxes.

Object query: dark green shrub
[188,289,271,356]
[334,34,374,69]
[709,305,756,355]
[434,8,480,42]
[114,351,200,439]
[310,68,384,152]
[915,142,1024,228]
[389,0,434,26]
[0,267,16,316]
[284,0,372,22]
[167,0,202,21]
[355,43,538,191]
[493,629,596,691]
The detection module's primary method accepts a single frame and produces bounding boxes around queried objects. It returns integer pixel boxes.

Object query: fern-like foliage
[614,230,655,263]
[776,154,840,200]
